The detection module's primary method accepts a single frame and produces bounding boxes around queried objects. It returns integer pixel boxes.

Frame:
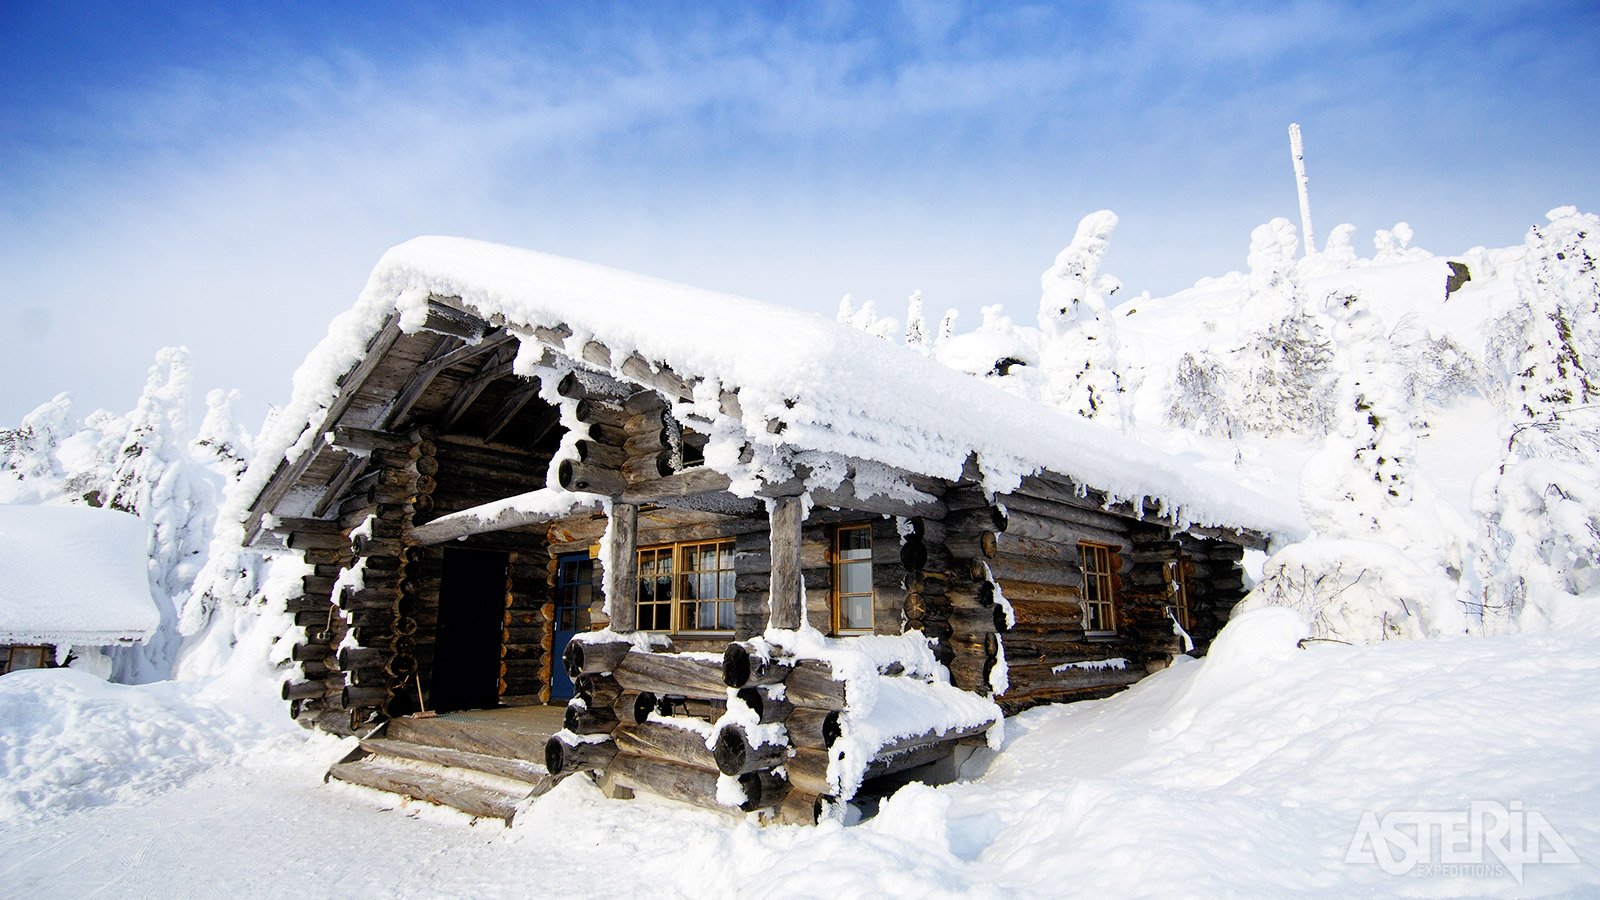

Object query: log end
[631,691,657,725]
[562,641,584,681]
[738,769,789,813]
[713,726,749,776]
[735,685,763,718]
[723,643,753,688]
[545,736,567,774]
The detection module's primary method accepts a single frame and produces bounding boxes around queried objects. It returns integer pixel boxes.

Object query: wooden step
[387,707,564,763]
[328,758,528,822]
[359,737,551,787]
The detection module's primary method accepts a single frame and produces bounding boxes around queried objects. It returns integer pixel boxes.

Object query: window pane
[840,526,871,559]
[719,570,735,599]
[844,595,872,630]
[841,562,871,594]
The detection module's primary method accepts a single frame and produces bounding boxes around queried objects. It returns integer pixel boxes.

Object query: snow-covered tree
[903,291,930,353]
[1036,210,1128,422]
[1371,222,1433,265]
[1167,218,1334,437]
[934,308,958,349]
[1472,210,1600,630]
[837,294,899,341]
[1488,206,1600,420]
[0,393,74,492]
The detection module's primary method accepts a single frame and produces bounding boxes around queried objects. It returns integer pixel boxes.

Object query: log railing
[546,638,992,825]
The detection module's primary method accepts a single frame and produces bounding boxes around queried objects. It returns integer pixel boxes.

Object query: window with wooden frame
[1,644,53,675]
[1079,542,1118,635]
[635,539,736,633]
[833,524,874,633]
[637,546,675,631]
[678,539,736,631]
[1166,557,1194,632]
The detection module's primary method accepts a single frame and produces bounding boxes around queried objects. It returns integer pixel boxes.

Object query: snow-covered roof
[0,505,160,646]
[245,236,1305,539]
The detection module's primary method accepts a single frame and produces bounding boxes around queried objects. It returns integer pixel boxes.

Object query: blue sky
[3,1,1597,428]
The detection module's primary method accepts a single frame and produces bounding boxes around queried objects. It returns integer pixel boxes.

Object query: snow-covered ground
[4,608,1596,898]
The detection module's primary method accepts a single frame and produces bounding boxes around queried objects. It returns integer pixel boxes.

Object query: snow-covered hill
[2,205,1598,896]
[2,608,1594,897]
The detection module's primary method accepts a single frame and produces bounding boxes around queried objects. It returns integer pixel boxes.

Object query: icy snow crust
[0,504,160,646]
[4,608,1597,897]
[240,236,1302,541]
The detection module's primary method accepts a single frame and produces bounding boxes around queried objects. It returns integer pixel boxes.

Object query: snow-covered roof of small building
[243,236,1305,540]
[0,504,159,646]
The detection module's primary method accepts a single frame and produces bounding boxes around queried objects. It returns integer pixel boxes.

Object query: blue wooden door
[550,554,595,701]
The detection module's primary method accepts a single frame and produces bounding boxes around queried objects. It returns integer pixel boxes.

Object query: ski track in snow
[4,615,1599,899]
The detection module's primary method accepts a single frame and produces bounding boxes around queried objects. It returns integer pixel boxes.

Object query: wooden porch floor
[386,704,567,763]
[327,705,570,822]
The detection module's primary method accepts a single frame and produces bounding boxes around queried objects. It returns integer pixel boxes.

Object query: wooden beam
[768,496,804,630]
[438,346,520,431]
[377,333,466,430]
[607,502,639,633]
[406,490,598,546]
[243,321,403,543]
[312,454,369,518]
[420,297,489,341]
[482,380,542,443]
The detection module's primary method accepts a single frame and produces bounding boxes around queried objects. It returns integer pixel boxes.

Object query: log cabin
[0,504,160,680]
[241,237,1302,824]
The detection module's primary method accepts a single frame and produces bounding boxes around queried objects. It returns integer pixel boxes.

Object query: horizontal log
[999,492,1134,533]
[615,690,656,726]
[782,660,847,711]
[606,753,725,812]
[1001,662,1144,695]
[863,740,956,782]
[1006,598,1086,629]
[546,735,619,775]
[563,640,633,679]
[655,696,725,720]
[576,672,623,708]
[723,642,792,688]
[784,747,834,797]
[612,651,728,700]
[341,684,389,708]
[737,768,790,813]
[565,701,619,735]
[712,724,788,776]
[619,467,734,504]
[615,721,718,770]
[287,531,351,552]
[949,606,1007,634]
[786,707,841,750]
[775,789,829,826]
[573,398,627,428]
[622,453,672,483]
[623,429,668,458]
[1000,508,1126,550]
[281,678,337,701]
[735,686,794,724]
[557,459,626,497]
[994,579,1084,605]
[575,439,626,469]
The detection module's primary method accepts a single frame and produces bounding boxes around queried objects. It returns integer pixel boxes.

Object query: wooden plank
[607,503,639,633]
[244,321,403,543]
[483,381,542,443]
[326,758,524,821]
[769,496,804,630]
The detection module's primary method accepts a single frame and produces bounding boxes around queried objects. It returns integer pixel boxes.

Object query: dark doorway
[430,548,509,713]
[550,554,595,701]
